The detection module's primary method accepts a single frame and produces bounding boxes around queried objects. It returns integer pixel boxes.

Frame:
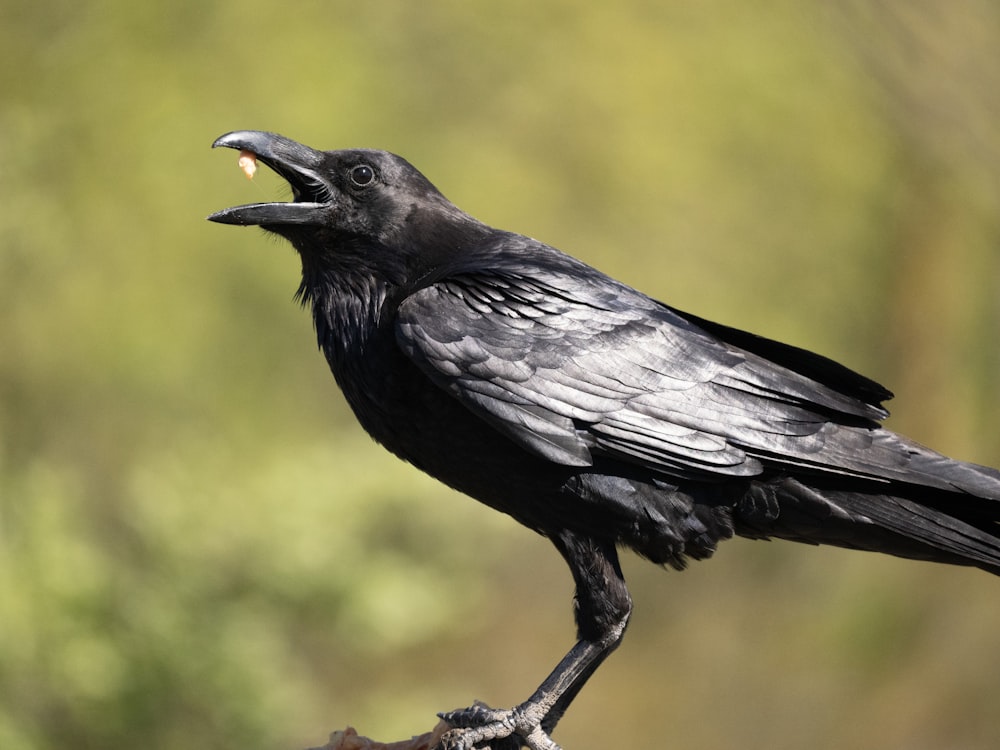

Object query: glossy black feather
[210,131,1000,750]
[208,129,1000,579]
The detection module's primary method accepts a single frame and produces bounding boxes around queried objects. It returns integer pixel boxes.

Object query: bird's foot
[437,701,561,750]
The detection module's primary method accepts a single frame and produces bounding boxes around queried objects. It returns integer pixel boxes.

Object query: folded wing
[393,249,943,488]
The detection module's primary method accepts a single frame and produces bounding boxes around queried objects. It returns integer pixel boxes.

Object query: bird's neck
[299,266,387,364]
[298,262,422,453]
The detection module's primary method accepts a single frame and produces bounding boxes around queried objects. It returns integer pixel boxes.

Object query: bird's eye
[350,164,376,187]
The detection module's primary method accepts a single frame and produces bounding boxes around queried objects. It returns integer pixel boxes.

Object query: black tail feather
[735,475,1000,576]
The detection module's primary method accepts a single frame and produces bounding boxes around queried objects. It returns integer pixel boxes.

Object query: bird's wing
[395,258,896,483]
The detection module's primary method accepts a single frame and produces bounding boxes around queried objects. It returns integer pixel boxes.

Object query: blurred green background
[3,1,1000,749]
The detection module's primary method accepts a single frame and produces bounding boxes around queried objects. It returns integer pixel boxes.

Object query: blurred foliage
[1,1,999,749]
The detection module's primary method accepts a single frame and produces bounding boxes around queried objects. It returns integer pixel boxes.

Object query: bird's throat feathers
[295,249,393,368]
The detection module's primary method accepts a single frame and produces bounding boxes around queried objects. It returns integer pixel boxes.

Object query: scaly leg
[438,532,632,750]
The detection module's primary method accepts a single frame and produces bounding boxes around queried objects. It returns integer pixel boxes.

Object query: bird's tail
[736,470,1000,577]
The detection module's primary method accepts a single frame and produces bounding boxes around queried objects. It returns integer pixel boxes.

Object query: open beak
[208,131,333,226]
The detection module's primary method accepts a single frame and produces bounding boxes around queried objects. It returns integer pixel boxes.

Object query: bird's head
[208,131,488,285]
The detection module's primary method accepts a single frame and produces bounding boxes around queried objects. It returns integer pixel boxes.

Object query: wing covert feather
[395,266,889,481]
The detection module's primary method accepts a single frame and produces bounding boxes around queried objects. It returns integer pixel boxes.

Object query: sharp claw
[437,702,562,750]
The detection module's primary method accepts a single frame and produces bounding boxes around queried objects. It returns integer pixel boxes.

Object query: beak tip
[212,131,251,150]
[206,207,248,225]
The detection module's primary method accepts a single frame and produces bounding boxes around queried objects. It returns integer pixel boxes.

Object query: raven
[209,131,1000,750]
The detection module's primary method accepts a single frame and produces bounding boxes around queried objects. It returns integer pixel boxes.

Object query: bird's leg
[438,640,616,750]
[437,532,632,750]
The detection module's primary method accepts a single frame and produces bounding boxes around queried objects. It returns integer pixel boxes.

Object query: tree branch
[306,720,451,750]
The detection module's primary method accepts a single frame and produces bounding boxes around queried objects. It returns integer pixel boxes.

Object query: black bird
[209,130,1000,750]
